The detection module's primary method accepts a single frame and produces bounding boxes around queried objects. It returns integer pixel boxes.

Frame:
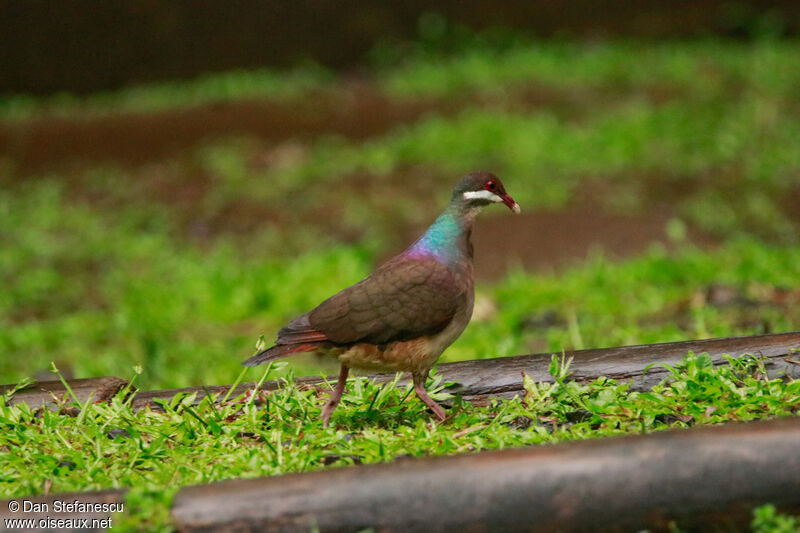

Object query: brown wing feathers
[242,259,462,367]
[309,259,460,344]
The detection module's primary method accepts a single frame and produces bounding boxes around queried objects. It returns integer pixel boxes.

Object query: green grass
[753,505,800,533]
[3,35,800,530]
[0,65,332,120]
[380,39,800,98]
[2,352,798,530]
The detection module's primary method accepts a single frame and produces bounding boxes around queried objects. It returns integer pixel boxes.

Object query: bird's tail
[241,342,322,367]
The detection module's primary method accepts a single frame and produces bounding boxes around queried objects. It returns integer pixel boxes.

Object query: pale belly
[326,338,440,374]
[323,299,474,375]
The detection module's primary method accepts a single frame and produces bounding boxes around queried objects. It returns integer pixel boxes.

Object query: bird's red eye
[485,181,496,191]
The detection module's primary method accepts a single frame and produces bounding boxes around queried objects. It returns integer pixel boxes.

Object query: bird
[243,171,520,426]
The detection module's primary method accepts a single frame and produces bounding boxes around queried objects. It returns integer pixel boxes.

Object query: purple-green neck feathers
[408,203,475,265]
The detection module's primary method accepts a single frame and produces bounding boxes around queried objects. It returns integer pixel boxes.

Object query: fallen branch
[170,416,800,532]
[4,332,799,411]
[1,376,128,410]
[131,331,800,410]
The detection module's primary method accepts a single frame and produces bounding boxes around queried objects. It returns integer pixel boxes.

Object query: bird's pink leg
[413,372,447,422]
[321,365,349,428]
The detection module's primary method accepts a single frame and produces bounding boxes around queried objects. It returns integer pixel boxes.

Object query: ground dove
[243,171,520,426]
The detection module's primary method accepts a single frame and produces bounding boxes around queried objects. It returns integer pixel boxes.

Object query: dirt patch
[780,181,800,224]
[0,82,682,175]
[470,205,716,280]
[0,85,446,173]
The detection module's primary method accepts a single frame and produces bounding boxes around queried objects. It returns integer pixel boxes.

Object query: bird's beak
[501,193,521,214]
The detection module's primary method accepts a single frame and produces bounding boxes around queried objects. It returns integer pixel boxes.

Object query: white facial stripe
[463,190,503,203]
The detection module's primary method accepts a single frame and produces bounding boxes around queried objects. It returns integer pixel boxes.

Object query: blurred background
[1,1,799,389]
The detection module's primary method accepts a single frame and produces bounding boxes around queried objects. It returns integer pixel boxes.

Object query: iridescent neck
[408,205,473,263]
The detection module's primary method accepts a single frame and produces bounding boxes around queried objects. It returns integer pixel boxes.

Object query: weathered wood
[0,377,129,410]
[3,332,798,412]
[171,416,800,533]
[0,489,126,532]
[130,375,327,411]
[130,331,800,410]
[448,330,800,401]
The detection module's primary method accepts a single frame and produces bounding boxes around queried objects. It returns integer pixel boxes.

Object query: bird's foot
[424,397,447,423]
[321,365,349,428]
[321,400,338,428]
[413,373,447,423]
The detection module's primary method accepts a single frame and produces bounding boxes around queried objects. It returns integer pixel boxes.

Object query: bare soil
[0,82,678,173]
[0,86,446,171]
[472,206,715,280]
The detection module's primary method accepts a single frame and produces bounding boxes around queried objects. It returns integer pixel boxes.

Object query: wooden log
[0,489,126,532]
[171,416,800,533]
[3,332,798,411]
[131,331,800,410]
[449,330,800,401]
[0,377,129,410]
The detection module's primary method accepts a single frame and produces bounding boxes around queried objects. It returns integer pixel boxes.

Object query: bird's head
[452,171,520,214]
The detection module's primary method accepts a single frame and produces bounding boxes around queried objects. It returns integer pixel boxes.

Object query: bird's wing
[306,258,464,345]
